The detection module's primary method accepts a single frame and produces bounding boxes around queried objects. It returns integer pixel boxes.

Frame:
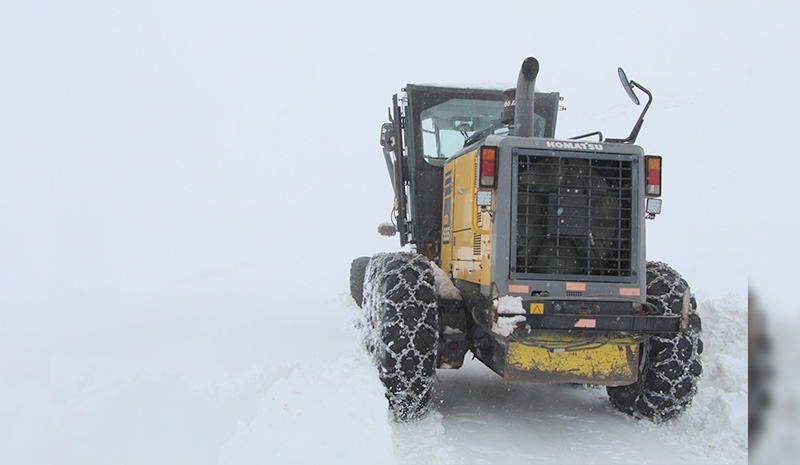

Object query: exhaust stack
[513,57,540,138]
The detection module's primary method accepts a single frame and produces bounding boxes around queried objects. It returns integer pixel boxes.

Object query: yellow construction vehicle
[351,57,702,422]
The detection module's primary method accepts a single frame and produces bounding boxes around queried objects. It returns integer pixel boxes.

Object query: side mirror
[380,122,394,148]
[618,68,640,106]
[605,67,653,144]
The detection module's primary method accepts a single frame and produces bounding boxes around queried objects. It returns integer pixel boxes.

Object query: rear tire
[607,261,703,422]
[749,291,772,443]
[363,252,438,421]
[349,256,370,307]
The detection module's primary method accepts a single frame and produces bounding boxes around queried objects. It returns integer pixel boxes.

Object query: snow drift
[51,286,747,465]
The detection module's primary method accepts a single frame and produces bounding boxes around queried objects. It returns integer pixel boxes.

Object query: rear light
[645,155,662,197]
[478,147,497,188]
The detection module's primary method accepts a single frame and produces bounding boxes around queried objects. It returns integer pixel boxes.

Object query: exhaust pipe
[512,57,539,138]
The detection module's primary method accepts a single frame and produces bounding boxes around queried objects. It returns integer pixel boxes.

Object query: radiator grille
[514,153,633,278]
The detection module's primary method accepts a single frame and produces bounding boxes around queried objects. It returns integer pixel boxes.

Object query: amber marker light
[645,155,662,197]
[478,147,497,188]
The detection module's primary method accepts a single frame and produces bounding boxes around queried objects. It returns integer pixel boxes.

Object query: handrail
[471,207,491,235]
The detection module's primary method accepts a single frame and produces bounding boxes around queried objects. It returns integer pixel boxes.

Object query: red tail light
[645,155,662,197]
[479,147,497,188]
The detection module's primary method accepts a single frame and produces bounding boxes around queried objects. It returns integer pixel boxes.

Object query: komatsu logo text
[546,141,604,151]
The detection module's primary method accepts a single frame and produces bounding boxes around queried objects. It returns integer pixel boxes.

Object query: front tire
[363,252,438,421]
[607,261,703,422]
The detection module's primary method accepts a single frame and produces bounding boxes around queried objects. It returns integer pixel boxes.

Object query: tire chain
[362,252,438,421]
[608,261,703,422]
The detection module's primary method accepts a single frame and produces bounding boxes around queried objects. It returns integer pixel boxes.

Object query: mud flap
[438,299,468,369]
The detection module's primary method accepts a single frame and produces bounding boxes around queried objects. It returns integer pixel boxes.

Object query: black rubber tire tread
[349,256,371,307]
[748,291,772,442]
[363,252,438,421]
[607,261,703,422]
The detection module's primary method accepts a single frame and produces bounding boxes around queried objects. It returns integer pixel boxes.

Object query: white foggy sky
[1,0,796,309]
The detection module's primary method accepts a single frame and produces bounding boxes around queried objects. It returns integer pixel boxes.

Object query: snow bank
[50,284,749,465]
[660,294,749,463]
[218,356,395,465]
[391,411,455,465]
[52,354,395,465]
[52,356,292,465]
[50,291,397,465]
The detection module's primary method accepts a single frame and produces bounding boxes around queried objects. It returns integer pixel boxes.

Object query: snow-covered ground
[48,282,749,465]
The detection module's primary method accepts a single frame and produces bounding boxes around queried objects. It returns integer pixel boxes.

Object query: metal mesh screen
[514,153,633,277]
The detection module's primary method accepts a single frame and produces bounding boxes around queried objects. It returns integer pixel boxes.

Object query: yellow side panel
[505,343,639,385]
[440,149,492,286]
[441,162,456,273]
[451,151,477,232]
[479,210,492,286]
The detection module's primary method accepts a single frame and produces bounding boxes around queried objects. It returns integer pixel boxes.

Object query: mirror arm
[607,80,653,144]
[627,81,652,144]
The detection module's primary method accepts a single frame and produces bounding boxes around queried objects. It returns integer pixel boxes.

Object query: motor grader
[351,57,702,422]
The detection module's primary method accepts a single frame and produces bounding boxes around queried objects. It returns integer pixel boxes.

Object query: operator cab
[381,84,560,253]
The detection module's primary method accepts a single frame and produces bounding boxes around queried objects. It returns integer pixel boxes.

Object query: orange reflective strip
[620,287,641,296]
[574,319,597,328]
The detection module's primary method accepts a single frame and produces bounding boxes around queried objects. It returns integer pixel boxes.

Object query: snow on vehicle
[351,57,702,422]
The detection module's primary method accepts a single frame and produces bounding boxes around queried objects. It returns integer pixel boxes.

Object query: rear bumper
[523,313,680,332]
[512,296,683,333]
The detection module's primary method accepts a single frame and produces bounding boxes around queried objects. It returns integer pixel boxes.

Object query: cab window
[420,98,544,165]
[420,99,502,165]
